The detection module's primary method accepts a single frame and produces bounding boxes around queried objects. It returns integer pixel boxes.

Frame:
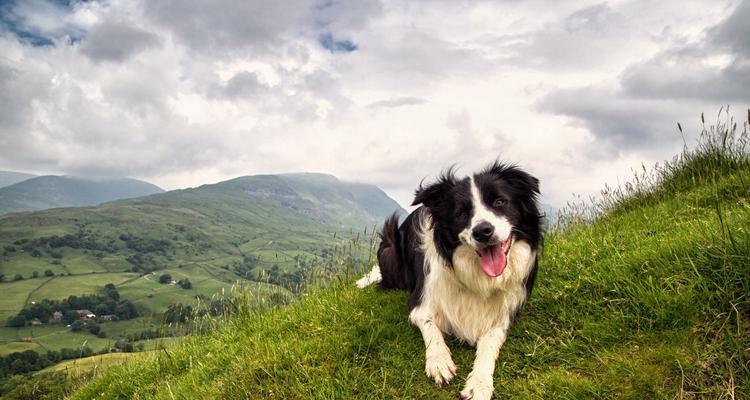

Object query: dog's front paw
[424,347,456,386]
[459,372,493,400]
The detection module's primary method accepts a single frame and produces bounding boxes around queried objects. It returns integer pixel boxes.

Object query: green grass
[0,278,47,322]
[0,341,44,356]
[28,273,139,302]
[67,115,750,399]
[40,351,153,375]
[15,325,112,352]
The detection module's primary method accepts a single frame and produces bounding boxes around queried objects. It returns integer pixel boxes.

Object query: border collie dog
[356,162,542,400]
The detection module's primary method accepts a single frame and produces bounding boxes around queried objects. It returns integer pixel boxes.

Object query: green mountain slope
[0,173,402,336]
[0,176,164,214]
[66,128,749,399]
[0,172,36,189]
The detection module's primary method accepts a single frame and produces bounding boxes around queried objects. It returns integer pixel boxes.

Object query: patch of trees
[157,274,191,289]
[260,264,306,293]
[119,233,172,254]
[125,253,158,272]
[232,254,260,278]
[117,233,173,272]
[6,283,138,328]
[163,304,195,323]
[13,226,120,257]
[0,347,93,380]
[233,254,317,294]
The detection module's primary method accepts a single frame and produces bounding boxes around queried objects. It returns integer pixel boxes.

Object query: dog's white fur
[355,264,382,288]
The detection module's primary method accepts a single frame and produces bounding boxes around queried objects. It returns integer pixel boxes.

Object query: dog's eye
[493,198,506,208]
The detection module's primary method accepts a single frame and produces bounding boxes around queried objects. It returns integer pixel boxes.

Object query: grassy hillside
[65,117,749,399]
[0,172,400,359]
[0,176,164,214]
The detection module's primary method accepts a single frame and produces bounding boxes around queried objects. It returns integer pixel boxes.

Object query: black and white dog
[356,162,542,400]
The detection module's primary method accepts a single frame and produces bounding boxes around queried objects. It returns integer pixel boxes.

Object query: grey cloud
[313,0,382,32]
[356,31,489,89]
[0,63,59,170]
[537,0,749,157]
[145,0,313,55]
[710,0,750,56]
[79,22,160,62]
[507,3,629,69]
[207,69,351,122]
[621,55,750,102]
[617,0,750,102]
[366,97,427,108]
[564,3,619,32]
[538,87,686,157]
[223,71,269,99]
[144,0,383,58]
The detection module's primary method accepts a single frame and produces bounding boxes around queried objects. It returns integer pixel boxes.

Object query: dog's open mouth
[478,235,513,277]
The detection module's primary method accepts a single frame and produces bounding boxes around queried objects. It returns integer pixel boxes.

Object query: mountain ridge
[0,171,37,189]
[0,175,164,214]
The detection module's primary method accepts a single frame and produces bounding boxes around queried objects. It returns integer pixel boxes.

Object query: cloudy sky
[1,0,748,209]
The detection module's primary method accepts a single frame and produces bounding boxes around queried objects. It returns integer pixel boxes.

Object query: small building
[99,314,116,322]
[21,337,33,343]
[76,309,96,320]
[52,311,63,321]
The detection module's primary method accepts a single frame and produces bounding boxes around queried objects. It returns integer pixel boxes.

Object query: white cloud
[0,0,747,211]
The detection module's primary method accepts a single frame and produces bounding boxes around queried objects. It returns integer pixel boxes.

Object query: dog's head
[412,162,541,277]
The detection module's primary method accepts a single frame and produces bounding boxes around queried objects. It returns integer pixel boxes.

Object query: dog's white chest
[420,239,535,345]
[427,273,524,345]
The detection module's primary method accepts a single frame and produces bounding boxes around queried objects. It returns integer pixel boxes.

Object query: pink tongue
[479,243,507,277]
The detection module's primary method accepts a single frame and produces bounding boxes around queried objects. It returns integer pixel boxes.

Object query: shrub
[7,315,26,327]
[158,274,172,284]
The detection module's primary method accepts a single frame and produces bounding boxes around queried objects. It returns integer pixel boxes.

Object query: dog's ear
[487,161,540,195]
[412,168,457,209]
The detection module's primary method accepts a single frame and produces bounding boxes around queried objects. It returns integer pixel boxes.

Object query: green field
[29,273,140,302]
[65,120,750,399]
[0,278,47,322]
[41,351,153,375]
[0,341,44,356]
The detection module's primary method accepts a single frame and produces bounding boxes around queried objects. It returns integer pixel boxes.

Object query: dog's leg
[355,264,382,288]
[459,323,509,400]
[409,305,456,386]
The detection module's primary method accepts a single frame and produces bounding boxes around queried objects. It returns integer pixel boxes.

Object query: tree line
[6,283,138,328]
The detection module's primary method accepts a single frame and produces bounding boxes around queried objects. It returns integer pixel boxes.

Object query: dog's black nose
[471,221,495,242]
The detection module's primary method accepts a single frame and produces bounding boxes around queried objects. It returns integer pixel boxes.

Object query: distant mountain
[207,172,404,227]
[0,172,403,277]
[0,176,164,214]
[0,171,37,188]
